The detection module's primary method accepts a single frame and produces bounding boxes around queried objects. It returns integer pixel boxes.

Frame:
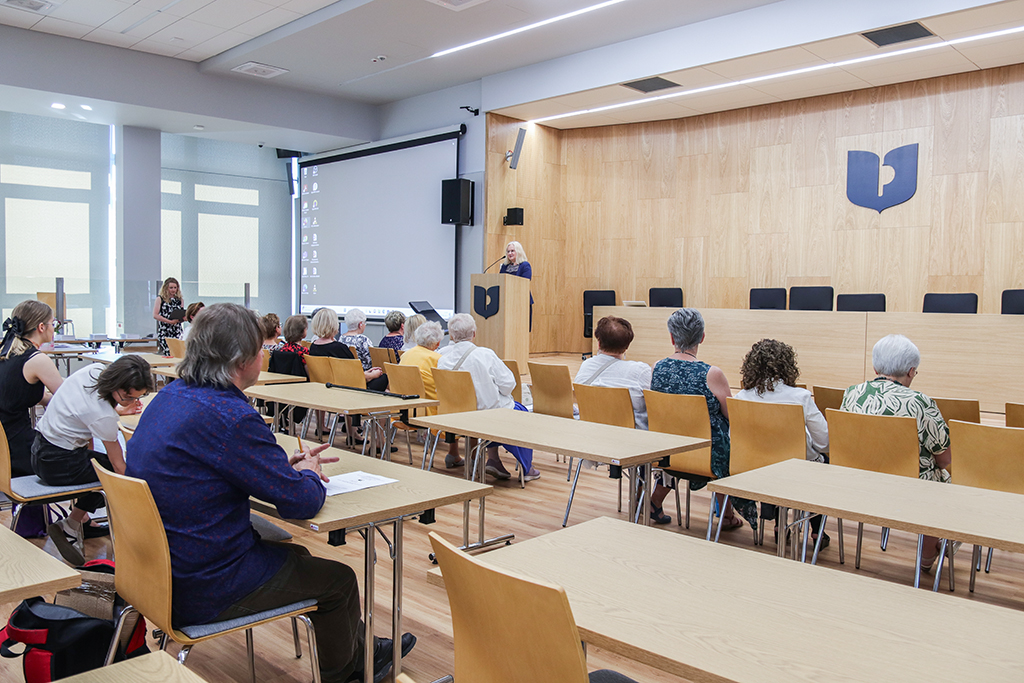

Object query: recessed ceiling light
[50,103,65,110]
[193,124,205,131]
[80,104,92,111]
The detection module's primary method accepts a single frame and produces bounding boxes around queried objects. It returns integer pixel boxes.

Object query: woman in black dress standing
[152,277,185,356]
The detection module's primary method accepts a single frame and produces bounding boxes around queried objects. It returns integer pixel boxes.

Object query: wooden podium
[470,273,530,371]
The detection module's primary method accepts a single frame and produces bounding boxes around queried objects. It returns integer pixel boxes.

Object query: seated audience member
[378,310,405,354]
[401,314,426,352]
[841,333,951,570]
[438,314,539,481]
[340,308,373,370]
[278,315,310,363]
[574,316,663,520]
[0,300,63,478]
[399,321,462,467]
[180,302,205,341]
[126,303,415,683]
[735,338,829,545]
[33,356,154,564]
[651,308,757,531]
[261,313,282,352]
[309,308,387,392]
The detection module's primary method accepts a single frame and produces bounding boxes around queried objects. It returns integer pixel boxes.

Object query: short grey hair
[404,314,426,347]
[447,313,476,342]
[872,334,920,377]
[178,303,262,388]
[311,307,339,339]
[345,308,366,331]
[667,308,705,352]
[415,321,444,348]
[384,310,406,333]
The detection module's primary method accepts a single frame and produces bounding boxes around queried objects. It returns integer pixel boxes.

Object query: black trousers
[213,543,363,683]
[30,433,112,512]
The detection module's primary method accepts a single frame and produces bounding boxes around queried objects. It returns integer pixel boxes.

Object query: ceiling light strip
[529,23,1024,125]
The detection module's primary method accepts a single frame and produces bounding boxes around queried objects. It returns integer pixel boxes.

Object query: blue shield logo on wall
[846,143,919,213]
[474,285,500,319]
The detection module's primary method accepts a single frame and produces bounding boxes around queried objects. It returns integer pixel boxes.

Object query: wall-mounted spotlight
[505,127,527,169]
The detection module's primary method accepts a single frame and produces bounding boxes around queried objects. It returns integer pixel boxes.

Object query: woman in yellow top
[398,321,462,468]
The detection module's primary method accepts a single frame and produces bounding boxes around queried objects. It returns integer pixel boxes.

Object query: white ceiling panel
[32,16,92,39]
[0,6,42,29]
[103,8,180,40]
[548,86,642,110]
[749,68,872,100]
[607,99,698,124]
[841,45,979,86]
[145,17,226,48]
[660,66,738,90]
[550,113,624,129]
[177,28,253,61]
[278,0,339,12]
[48,0,132,27]
[924,0,1024,37]
[81,27,142,49]
[953,32,1024,68]
[704,46,827,81]
[802,33,887,63]
[186,0,276,30]
[159,0,219,18]
[672,85,780,115]
[130,38,189,58]
[497,100,577,122]
[234,6,302,36]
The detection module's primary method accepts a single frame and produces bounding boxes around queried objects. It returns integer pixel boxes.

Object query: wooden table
[60,651,210,682]
[709,458,1024,590]
[88,351,181,368]
[261,434,490,683]
[0,525,80,604]
[428,516,1024,683]
[152,366,306,385]
[410,409,709,527]
[41,346,97,374]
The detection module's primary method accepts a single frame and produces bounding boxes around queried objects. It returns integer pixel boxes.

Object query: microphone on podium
[483,255,505,273]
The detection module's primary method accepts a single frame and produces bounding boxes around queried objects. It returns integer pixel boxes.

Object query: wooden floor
[2,352,1021,683]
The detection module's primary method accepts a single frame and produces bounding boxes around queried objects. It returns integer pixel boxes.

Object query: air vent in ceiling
[862,22,934,47]
[2,0,55,12]
[423,0,490,11]
[622,76,680,94]
[231,62,290,79]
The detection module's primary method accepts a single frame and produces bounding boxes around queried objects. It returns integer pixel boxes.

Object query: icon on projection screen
[302,168,307,177]
[302,184,308,194]
[312,233,317,242]
[312,166,318,176]
[312,250,317,259]
[312,200,318,210]
[302,267,307,275]
[312,182,318,192]
[312,285,317,294]
[302,251,307,259]
[302,284,308,293]
[302,234,308,243]
[302,217,309,227]
[312,267,318,275]
[302,202,308,211]
[312,217,318,227]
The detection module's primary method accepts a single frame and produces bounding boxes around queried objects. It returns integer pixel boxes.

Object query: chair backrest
[305,355,334,384]
[582,290,615,338]
[432,368,479,414]
[527,363,575,419]
[923,292,977,314]
[573,384,634,429]
[951,421,1024,493]
[369,346,397,368]
[165,338,186,359]
[649,287,683,308]
[836,292,886,312]
[347,345,358,359]
[0,422,13,497]
[726,398,807,474]
[749,287,786,310]
[812,386,846,422]
[1007,402,1024,429]
[826,409,920,477]
[329,358,366,389]
[502,359,523,404]
[644,390,713,477]
[383,362,426,398]
[789,286,833,311]
[91,462,175,637]
[932,396,980,425]
[268,350,307,378]
[428,532,589,683]
[260,351,270,372]
[1002,289,1024,315]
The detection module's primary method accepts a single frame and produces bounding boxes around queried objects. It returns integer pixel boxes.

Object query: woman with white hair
[499,240,534,331]
[841,334,951,570]
[340,308,373,370]
[399,322,463,468]
[308,307,387,391]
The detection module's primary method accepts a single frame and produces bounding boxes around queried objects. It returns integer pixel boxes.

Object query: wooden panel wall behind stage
[486,63,1024,354]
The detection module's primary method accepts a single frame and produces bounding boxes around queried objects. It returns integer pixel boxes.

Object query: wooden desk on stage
[61,652,210,682]
[709,459,1024,589]
[594,306,1024,412]
[410,409,709,527]
[261,434,490,683]
[0,525,80,604]
[428,517,1024,682]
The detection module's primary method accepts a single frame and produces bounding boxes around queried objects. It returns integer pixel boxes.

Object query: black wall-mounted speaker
[503,207,524,226]
[441,178,473,225]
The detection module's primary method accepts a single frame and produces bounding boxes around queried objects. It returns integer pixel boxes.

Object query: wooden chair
[260,352,270,372]
[812,386,845,422]
[950,420,1024,592]
[329,358,366,389]
[430,368,506,484]
[428,532,637,683]
[503,359,523,404]
[348,345,359,360]
[165,338,186,359]
[369,346,397,368]
[383,362,428,465]
[298,340,312,349]
[1,423,103,533]
[931,397,980,477]
[527,362,574,419]
[825,409,933,576]
[723,398,807,549]
[91,463,318,681]
[301,356,335,442]
[644,390,713,530]
[1005,402,1024,429]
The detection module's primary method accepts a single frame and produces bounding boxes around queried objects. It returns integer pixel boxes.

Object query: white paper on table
[323,471,398,496]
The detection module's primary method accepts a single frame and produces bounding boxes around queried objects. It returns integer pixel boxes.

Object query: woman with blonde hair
[152,277,185,356]
[499,240,534,330]
[0,300,64,477]
[308,308,387,391]
[402,314,426,352]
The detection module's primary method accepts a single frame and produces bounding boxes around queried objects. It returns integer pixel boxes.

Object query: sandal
[720,515,743,531]
[650,505,671,525]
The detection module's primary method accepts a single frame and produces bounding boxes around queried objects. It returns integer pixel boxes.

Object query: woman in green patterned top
[840,333,951,569]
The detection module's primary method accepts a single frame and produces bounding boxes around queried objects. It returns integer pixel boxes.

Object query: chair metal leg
[855,522,864,569]
[811,515,828,565]
[674,485,682,528]
[10,503,24,531]
[986,546,994,572]
[404,429,414,465]
[837,518,845,565]
[159,633,169,650]
[291,618,302,658]
[685,486,691,529]
[713,494,730,543]
[947,541,956,592]
[932,539,949,592]
[104,605,138,666]
[970,544,981,593]
[246,629,256,683]
[296,614,321,683]
[567,456,573,482]
[880,526,889,551]
[617,472,622,512]
[914,535,925,589]
[178,644,193,665]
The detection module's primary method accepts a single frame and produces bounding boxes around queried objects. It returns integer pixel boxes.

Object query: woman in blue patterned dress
[650,308,758,531]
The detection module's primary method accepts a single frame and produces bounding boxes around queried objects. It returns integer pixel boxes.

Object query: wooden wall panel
[486,63,1024,353]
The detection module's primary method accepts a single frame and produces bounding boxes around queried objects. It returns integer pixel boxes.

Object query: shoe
[83,522,110,539]
[719,515,743,532]
[347,633,417,683]
[650,505,671,525]
[48,520,85,566]
[812,532,830,550]
[445,454,464,468]
[484,464,511,480]
[523,469,541,482]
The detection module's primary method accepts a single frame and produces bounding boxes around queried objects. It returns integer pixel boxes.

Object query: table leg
[643,464,653,527]
[363,524,375,683]
[627,467,637,525]
[562,459,584,527]
[392,517,403,678]
[777,508,788,558]
[914,534,924,589]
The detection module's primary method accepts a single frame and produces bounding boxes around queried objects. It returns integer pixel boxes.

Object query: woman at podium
[499,240,533,331]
